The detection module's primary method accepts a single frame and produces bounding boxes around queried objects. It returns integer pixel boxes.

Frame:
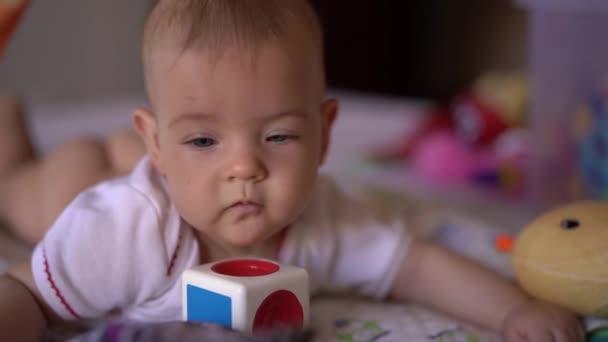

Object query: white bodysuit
[32,157,411,321]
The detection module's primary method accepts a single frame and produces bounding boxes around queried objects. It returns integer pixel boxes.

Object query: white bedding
[312,297,501,342]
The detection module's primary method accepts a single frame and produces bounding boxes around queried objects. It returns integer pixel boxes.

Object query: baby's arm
[390,240,583,341]
[0,263,62,341]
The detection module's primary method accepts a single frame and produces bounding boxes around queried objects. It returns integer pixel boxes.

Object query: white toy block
[182,258,309,335]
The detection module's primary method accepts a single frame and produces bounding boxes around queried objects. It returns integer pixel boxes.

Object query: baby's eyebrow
[169,112,215,128]
[168,110,308,128]
[266,110,308,122]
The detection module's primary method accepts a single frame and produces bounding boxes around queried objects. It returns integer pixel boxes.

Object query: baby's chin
[218,220,286,252]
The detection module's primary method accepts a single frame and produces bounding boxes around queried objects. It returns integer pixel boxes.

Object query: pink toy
[410,131,469,184]
[182,258,309,335]
[411,130,525,193]
[369,93,513,165]
[411,131,496,184]
[366,108,454,163]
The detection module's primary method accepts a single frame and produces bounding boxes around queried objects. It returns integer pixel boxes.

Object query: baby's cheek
[170,182,212,224]
[274,176,314,217]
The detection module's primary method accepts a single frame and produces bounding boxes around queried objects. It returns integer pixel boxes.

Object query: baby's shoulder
[294,174,409,236]
[297,174,367,224]
[302,174,341,211]
[50,157,180,244]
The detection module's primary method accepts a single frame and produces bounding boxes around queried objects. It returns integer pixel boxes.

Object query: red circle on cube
[253,290,303,334]
[211,259,280,277]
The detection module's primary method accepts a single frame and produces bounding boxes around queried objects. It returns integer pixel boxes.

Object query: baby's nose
[225,151,267,182]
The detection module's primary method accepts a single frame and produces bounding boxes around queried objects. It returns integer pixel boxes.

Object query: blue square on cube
[186,284,232,328]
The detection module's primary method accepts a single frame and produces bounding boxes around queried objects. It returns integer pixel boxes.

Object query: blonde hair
[143,0,324,98]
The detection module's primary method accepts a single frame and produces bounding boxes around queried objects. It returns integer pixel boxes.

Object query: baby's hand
[502,300,585,342]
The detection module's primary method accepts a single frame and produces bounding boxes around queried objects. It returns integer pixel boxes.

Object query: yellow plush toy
[512,201,608,317]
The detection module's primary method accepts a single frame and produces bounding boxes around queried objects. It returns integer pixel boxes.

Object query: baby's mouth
[228,201,262,215]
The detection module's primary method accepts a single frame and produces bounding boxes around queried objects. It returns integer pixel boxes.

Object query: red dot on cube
[212,259,280,277]
[253,290,304,333]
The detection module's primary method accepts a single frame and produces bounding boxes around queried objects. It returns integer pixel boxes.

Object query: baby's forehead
[145,50,324,126]
[146,40,324,100]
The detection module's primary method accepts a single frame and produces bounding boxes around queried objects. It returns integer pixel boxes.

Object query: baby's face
[136,41,335,251]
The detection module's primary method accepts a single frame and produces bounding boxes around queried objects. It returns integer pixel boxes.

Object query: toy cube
[182,258,309,335]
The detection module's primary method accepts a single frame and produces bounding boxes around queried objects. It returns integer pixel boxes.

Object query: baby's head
[134,0,337,252]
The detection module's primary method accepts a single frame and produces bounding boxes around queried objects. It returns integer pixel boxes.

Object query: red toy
[370,92,514,164]
[451,93,510,146]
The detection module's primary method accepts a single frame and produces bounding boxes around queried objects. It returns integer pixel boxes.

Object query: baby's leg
[0,97,37,242]
[106,129,147,175]
[0,98,35,178]
[1,127,146,245]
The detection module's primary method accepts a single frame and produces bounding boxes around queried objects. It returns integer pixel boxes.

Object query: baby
[0,1,583,341]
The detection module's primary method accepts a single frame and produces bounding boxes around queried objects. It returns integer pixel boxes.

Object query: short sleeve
[31,181,173,320]
[280,176,412,299]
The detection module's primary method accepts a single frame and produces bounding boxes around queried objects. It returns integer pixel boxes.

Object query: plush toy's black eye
[560,219,580,229]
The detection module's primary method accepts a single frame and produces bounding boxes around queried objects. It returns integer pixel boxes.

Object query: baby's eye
[266,134,296,143]
[187,137,216,148]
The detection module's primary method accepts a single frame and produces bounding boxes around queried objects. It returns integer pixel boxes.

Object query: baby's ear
[132,108,165,175]
[319,99,338,165]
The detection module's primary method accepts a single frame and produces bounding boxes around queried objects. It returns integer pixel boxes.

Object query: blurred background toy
[366,106,455,163]
[512,201,608,317]
[451,92,510,146]
[368,70,529,195]
[410,128,526,190]
[455,71,528,146]
[573,81,608,200]
[587,326,608,342]
[0,0,29,57]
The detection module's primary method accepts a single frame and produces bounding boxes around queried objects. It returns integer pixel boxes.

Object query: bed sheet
[311,297,501,342]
